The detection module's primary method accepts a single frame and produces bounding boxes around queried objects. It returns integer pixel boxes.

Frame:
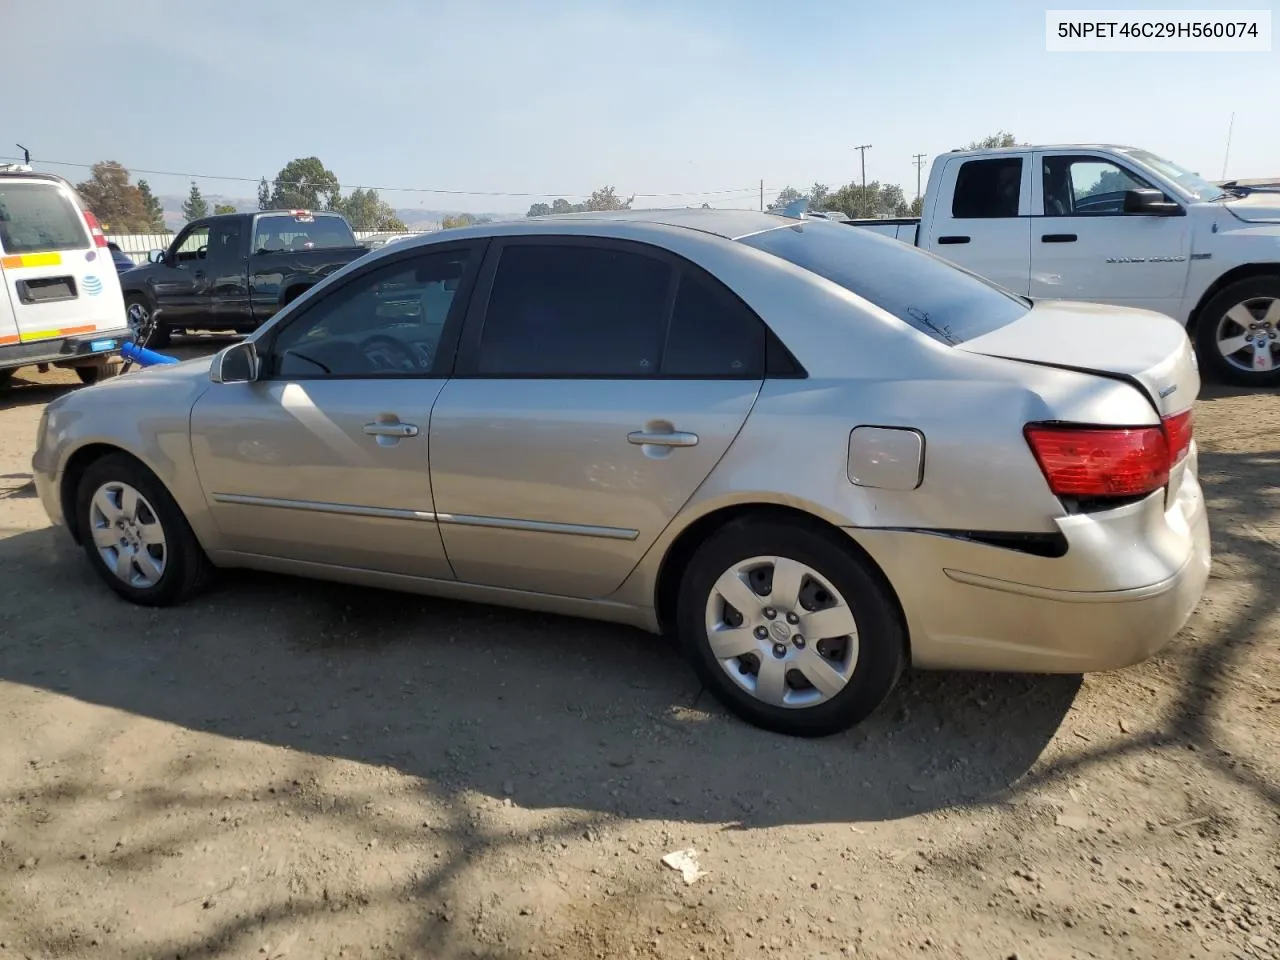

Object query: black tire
[74,452,212,606]
[0,368,15,388]
[75,359,121,385]
[1193,276,1280,387]
[676,516,906,737]
[125,293,169,349]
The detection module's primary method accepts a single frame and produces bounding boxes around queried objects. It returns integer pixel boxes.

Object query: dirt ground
[0,348,1276,960]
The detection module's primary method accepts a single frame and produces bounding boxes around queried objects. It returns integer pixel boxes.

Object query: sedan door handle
[627,430,699,448]
[363,421,419,438]
[1041,233,1078,243]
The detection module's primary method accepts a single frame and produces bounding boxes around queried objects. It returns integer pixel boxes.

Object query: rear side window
[0,181,90,255]
[740,219,1029,346]
[664,270,765,377]
[951,158,1022,218]
[477,244,672,376]
[253,214,355,253]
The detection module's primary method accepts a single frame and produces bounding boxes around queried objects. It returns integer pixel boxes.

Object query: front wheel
[677,517,905,737]
[1193,277,1280,387]
[125,294,169,349]
[74,453,212,606]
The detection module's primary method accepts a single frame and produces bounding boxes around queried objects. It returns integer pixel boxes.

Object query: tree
[768,186,803,210]
[909,195,924,217]
[257,177,271,211]
[525,186,632,218]
[135,179,165,232]
[526,202,552,217]
[213,203,237,215]
[182,182,208,222]
[441,213,475,229]
[333,187,407,231]
[74,161,154,233]
[967,131,1019,149]
[270,157,340,211]
[809,183,831,210]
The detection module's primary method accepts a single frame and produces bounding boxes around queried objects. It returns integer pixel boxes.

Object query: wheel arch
[60,443,160,545]
[1187,263,1280,333]
[652,501,910,657]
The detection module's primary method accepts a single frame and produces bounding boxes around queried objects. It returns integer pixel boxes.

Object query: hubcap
[704,555,859,709]
[126,302,150,337]
[1215,296,1280,374]
[88,481,167,588]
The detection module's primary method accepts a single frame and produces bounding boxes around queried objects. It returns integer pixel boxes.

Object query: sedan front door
[428,238,765,598]
[189,242,483,579]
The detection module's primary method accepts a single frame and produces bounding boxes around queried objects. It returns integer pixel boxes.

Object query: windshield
[1118,148,1226,201]
[740,219,1029,346]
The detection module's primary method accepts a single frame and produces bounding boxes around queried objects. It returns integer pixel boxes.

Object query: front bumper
[851,461,1212,674]
[0,326,132,369]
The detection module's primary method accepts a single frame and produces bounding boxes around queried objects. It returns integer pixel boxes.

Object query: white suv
[0,165,130,386]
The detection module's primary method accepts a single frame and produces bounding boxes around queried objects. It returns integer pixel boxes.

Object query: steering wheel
[359,333,421,373]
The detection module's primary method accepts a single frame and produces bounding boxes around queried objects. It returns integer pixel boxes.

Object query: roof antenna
[16,143,30,164]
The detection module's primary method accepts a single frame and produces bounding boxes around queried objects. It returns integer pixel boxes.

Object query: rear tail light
[1024,410,1194,500]
[82,210,109,248]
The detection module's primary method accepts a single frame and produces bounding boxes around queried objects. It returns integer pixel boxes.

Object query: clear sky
[4,0,1277,214]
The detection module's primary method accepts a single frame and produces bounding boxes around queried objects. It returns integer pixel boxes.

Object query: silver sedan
[31,210,1211,736]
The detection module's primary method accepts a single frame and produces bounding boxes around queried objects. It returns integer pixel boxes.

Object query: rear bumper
[851,461,1211,674]
[0,326,132,370]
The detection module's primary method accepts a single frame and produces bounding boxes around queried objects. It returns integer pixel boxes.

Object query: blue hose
[121,340,179,366]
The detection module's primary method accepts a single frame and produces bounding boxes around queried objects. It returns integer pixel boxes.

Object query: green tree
[74,161,154,233]
[181,182,208,222]
[270,157,340,211]
[768,186,803,210]
[808,183,831,210]
[135,179,165,232]
[822,181,911,219]
[441,213,476,229]
[909,195,924,217]
[526,202,552,217]
[213,203,237,215]
[967,131,1019,149]
[257,177,271,211]
[334,187,407,231]
[526,186,632,218]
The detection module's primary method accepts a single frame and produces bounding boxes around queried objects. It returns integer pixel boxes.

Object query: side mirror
[147,249,167,264]
[1123,188,1181,216]
[210,340,259,384]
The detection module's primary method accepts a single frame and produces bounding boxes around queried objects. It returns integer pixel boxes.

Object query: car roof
[944,143,1144,159]
[528,207,793,240]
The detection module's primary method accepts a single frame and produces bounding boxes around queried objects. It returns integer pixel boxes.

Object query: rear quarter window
[253,214,356,253]
[0,181,90,255]
[739,219,1029,345]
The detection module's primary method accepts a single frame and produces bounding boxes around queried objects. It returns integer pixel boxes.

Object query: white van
[0,166,131,386]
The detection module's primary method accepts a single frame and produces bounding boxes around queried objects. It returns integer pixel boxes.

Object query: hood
[1224,193,1280,224]
[957,300,1198,417]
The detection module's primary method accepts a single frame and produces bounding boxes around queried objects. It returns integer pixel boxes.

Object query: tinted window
[952,158,1022,218]
[271,250,470,378]
[253,214,355,253]
[477,244,672,377]
[0,181,90,255]
[663,270,765,377]
[740,219,1028,346]
[208,220,243,259]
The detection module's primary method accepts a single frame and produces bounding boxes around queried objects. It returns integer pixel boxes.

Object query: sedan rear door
[428,237,765,598]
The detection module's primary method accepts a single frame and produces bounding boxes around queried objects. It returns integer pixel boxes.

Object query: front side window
[1043,156,1155,215]
[0,181,90,255]
[173,225,210,267]
[476,244,672,377]
[270,249,471,378]
[951,158,1022,219]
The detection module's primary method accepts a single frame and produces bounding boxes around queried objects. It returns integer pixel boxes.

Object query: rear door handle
[937,235,970,244]
[627,430,699,448]
[1041,233,1077,243]
[363,421,419,438]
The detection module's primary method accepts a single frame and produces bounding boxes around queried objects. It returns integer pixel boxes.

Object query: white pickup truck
[845,144,1280,387]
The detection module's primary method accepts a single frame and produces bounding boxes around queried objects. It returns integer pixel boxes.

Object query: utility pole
[760,178,764,212]
[912,153,927,200]
[854,144,872,216]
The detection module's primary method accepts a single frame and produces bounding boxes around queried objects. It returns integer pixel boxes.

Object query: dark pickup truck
[120,209,369,346]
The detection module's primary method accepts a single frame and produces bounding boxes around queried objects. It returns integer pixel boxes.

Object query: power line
[0,154,767,202]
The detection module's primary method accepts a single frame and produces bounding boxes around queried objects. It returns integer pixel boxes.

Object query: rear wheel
[0,368,15,387]
[1194,277,1280,387]
[677,517,905,737]
[74,453,212,606]
[74,358,122,385]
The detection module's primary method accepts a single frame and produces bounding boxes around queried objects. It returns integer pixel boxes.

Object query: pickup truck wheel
[1194,277,1280,387]
[125,294,169,348]
[74,358,122,386]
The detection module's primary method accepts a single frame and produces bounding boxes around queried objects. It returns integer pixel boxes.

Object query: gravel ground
[1,348,1276,960]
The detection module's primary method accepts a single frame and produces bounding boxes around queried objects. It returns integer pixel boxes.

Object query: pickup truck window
[741,220,1028,346]
[253,214,356,254]
[1042,156,1153,216]
[173,225,210,265]
[952,158,1022,219]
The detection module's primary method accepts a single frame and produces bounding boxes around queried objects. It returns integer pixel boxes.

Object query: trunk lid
[955,299,1199,417]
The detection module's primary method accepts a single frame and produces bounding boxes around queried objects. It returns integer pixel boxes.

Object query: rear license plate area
[89,339,118,352]
[16,276,77,304]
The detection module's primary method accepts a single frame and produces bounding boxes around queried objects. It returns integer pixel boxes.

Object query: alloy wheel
[88,481,168,588]
[1215,296,1280,374]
